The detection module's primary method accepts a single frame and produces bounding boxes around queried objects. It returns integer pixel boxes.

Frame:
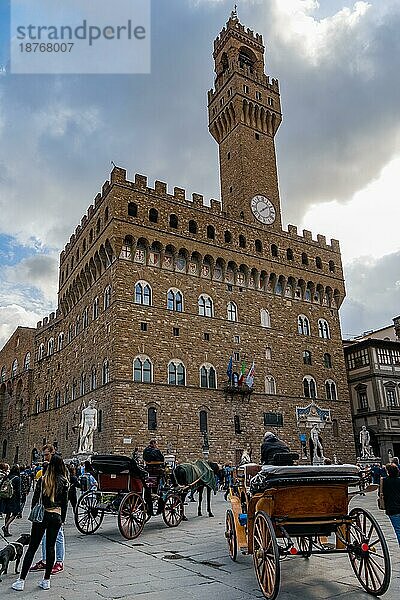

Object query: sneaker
[11,579,25,591]
[51,562,63,574]
[39,579,51,590]
[30,560,46,571]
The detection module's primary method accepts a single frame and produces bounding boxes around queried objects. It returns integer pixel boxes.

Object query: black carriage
[74,455,184,540]
[225,463,391,599]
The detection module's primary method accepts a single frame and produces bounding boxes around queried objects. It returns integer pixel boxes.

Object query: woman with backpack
[12,454,69,591]
[2,464,22,537]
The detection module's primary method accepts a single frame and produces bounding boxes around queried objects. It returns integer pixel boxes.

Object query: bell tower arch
[208,11,283,229]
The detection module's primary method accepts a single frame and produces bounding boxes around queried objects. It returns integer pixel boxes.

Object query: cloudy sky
[0,0,399,348]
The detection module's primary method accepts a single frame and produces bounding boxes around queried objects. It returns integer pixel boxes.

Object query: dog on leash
[0,534,31,582]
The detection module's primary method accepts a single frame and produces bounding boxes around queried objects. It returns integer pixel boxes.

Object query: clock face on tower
[251,195,276,224]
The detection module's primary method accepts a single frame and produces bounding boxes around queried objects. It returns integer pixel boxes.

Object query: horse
[171,459,222,518]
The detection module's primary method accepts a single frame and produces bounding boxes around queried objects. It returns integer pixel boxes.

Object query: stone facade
[0,14,356,466]
[344,319,400,462]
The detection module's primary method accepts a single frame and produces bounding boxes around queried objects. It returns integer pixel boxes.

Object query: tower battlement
[285,224,340,253]
[214,15,263,53]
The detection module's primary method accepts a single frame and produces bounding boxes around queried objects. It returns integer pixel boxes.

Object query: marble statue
[78,399,98,454]
[239,444,252,465]
[310,424,325,464]
[360,426,372,459]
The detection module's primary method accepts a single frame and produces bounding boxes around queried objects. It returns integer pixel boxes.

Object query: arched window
[207,225,215,240]
[224,230,232,243]
[82,308,88,329]
[304,289,311,302]
[64,384,69,405]
[38,343,45,360]
[199,410,208,432]
[11,359,18,377]
[55,390,61,408]
[198,295,213,317]
[24,352,31,371]
[75,317,80,337]
[148,407,157,430]
[271,244,278,257]
[261,309,271,328]
[316,256,323,269]
[234,415,242,434]
[133,356,153,383]
[239,234,246,248]
[188,220,198,234]
[44,394,50,411]
[89,229,93,243]
[72,379,77,400]
[200,364,217,389]
[47,338,54,356]
[325,380,337,401]
[301,252,308,266]
[93,297,99,320]
[57,332,64,351]
[255,239,263,253]
[149,208,158,223]
[318,319,330,339]
[303,376,317,399]
[96,218,101,234]
[68,324,73,343]
[104,207,109,222]
[102,360,110,384]
[324,353,332,368]
[265,347,272,360]
[265,376,276,394]
[135,281,152,305]
[91,366,97,391]
[169,214,178,229]
[167,289,183,312]
[298,315,310,336]
[329,260,335,273]
[227,301,238,322]
[35,397,40,414]
[303,350,312,365]
[0,366,6,382]
[286,248,294,261]
[104,285,112,309]
[168,361,185,386]
[128,202,137,217]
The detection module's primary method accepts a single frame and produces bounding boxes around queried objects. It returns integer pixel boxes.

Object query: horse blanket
[178,459,217,492]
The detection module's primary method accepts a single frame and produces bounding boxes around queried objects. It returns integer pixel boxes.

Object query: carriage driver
[143,439,165,517]
[143,439,164,464]
[261,432,291,465]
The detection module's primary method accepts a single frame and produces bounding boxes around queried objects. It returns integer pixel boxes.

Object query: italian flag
[238,360,246,386]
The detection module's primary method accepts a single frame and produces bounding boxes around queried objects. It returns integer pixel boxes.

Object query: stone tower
[208,10,282,229]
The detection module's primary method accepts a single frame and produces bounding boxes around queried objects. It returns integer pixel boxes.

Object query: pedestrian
[2,465,22,537]
[392,456,400,474]
[12,453,69,591]
[18,466,32,518]
[381,463,400,547]
[0,462,10,518]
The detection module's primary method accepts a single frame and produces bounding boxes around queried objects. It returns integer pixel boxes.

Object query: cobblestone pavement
[0,489,398,599]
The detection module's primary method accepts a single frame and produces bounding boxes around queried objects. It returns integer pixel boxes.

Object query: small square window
[243,84,249,94]
[227,284,233,292]
[227,152,231,160]
[255,133,260,140]
[234,352,240,361]
[234,335,240,343]
[173,327,179,337]
[239,287,243,292]
[230,186,233,193]
[204,332,210,341]
[140,322,148,332]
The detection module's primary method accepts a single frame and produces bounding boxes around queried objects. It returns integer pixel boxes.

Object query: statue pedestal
[312,457,324,466]
[357,457,380,467]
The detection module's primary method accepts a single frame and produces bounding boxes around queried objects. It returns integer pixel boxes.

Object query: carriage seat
[144,461,165,478]
[250,464,360,495]
[269,452,300,466]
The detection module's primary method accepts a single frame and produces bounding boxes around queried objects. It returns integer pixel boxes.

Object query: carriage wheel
[74,491,104,535]
[296,536,312,558]
[162,493,184,527]
[118,492,146,540]
[225,509,238,561]
[347,507,391,596]
[253,511,280,600]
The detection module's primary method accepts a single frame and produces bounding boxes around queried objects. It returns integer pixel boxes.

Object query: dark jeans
[20,511,62,580]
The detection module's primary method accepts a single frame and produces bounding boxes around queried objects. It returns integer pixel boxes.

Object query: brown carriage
[74,455,183,540]
[225,462,391,599]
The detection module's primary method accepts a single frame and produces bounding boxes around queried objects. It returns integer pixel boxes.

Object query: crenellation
[192,193,203,206]
[96,190,104,206]
[87,205,94,219]
[75,225,81,238]
[303,229,312,241]
[331,239,340,252]
[288,224,298,236]
[173,187,186,201]
[36,321,42,329]
[210,198,222,213]
[317,234,327,246]
[134,174,148,191]
[154,180,167,196]
[69,234,75,246]
[43,317,48,326]
[81,215,87,228]
[110,165,127,184]
[49,312,55,322]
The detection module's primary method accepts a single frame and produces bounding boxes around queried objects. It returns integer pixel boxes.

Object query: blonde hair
[42,454,67,502]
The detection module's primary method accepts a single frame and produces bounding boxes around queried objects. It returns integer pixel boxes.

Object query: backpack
[0,476,14,499]
[21,473,31,496]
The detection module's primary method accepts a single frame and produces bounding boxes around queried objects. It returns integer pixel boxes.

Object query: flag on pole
[238,360,246,386]
[246,360,255,388]
[226,355,233,382]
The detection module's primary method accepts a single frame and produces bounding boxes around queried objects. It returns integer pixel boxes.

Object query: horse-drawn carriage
[74,455,184,539]
[225,460,391,599]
